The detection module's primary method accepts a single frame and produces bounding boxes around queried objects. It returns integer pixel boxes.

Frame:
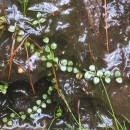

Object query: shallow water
[0,0,130,129]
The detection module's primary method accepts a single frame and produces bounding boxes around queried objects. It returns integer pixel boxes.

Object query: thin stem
[100,78,119,130]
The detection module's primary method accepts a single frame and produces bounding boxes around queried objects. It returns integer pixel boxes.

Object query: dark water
[0,0,130,129]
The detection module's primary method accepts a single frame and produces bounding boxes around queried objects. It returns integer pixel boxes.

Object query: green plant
[19,0,29,15]
[84,65,123,85]
[0,83,8,94]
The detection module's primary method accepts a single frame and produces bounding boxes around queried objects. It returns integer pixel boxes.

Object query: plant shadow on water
[0,0,130,129]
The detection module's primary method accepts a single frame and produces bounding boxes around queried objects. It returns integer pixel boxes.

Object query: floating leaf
[36,100,42,105]
[73,67,79,73]
[42,94,48,99]
[39,18,46,23]
[2,117,7,123]
[27,108,32,113]
[116,77,122,83]
[51,43,57,50]
[60,66,66,71]
[46,62,52,68]
[97,70,103,77]
[61,59,67,66]
[0,25,4,29]
[43,37,49,43]
[105,77,111,84]
[93,77,100,85]
[35,51,41,57]
[46,99,51,104]
[37,108,42,114]
[32,20,38,25]
[89,65,96,71]
[67,67,73,72]
[41,103,46,108]
[104,70,111,77]
[115,71,121,77]
[68,61,73,66]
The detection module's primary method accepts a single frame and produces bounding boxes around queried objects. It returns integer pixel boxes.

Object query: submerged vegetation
[0,0,130,129]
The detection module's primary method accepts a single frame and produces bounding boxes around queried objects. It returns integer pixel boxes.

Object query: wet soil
[0,0,130,129]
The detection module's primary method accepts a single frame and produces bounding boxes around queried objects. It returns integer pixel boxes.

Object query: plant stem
[100,78,119,130]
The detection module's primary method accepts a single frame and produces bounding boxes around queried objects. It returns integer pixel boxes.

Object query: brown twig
[25,45,35,94]
[52,64,60,96]
[104,0,109,53]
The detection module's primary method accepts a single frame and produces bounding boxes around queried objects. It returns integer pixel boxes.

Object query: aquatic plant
[19,0,29,15]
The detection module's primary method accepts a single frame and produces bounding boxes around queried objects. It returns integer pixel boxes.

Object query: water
[0,0,130,129]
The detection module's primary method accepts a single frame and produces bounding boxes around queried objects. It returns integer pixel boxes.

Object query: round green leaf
[36,100,42,105]
[84,71,92,79]
[93,77,100,85]
[37,108,42,114]
[43,37,49,44]
[68,61,73,66]
[116,77,122,83]
[30,114,34,119]
[104,70,111,77]
[73,67,79,73]
[53,57,59,63]
[18,30,24,36]
[51,43,57,50]
[46,62,52,68]
[39,18,46,23]
[89,65,96,71]
[41,103,46,108]
[17,36,23,42]
[61,59,67,66]
[25,42,30,47]
[35,51,41,57]
[41,55,46,61]
[45,45,50,52]
[97,70,103,77]
[8,25,15,32]
[21,115,26,120]
[115,71,121,77]
[2,117,7,123]
[42,94,48,99]
[33,106,38,111]
[67,67,73,72]
[47,53,53,60]
[10,113,15,118]
[30,44,34,50]
[60,66,66,71]
[32,20,38,25]
[37,12,42,18]
[46,99,51,104]
[27,108,32,113]
[19,111,24,115]
[105,77,111,84]
[7,120,13,126]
